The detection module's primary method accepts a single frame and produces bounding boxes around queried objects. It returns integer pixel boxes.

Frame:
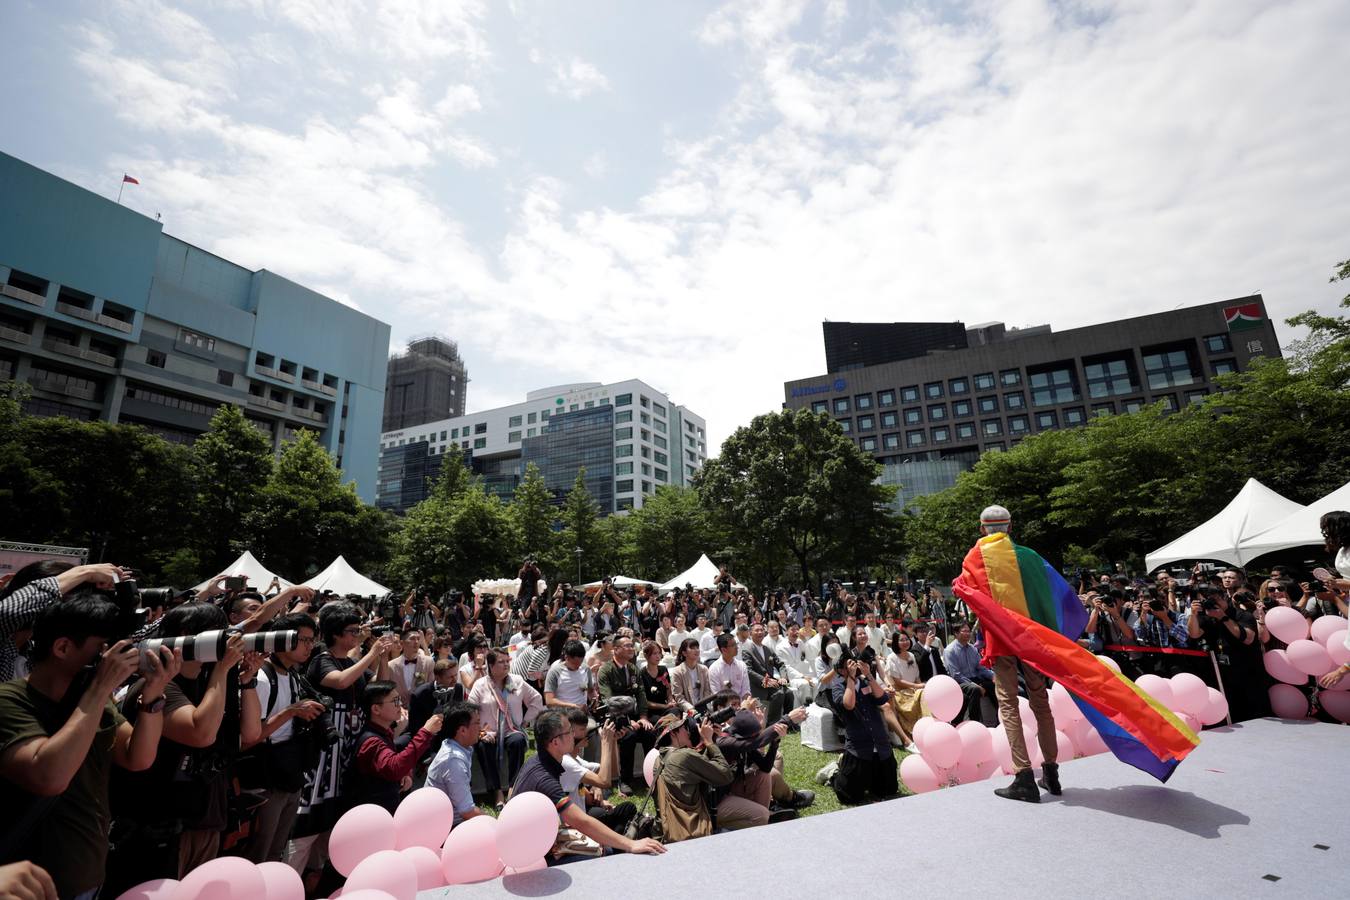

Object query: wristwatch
[140,694,167,714]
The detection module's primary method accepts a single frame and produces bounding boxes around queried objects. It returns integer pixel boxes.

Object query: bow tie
[403,659,417,665]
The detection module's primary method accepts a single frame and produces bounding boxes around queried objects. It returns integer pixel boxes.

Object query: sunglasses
[1267,586,1286,593]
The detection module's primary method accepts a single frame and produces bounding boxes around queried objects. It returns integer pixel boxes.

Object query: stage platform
[423,718,1349,899]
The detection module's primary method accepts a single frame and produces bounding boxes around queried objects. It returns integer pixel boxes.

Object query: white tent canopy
[659,554,745,593]
[301,555,391,597]
[1236,479,1350,565]
[1145,479,1305,573]
[581,575,661,589]
[192,550,293,594]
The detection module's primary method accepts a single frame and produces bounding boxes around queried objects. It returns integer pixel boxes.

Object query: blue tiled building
[0,152,390,500]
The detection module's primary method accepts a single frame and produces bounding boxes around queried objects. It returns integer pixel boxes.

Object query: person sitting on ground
[512,711,665,861]
[347,681,442,813]
[469,648,543,806]
[671,638,713,712]
[707,633,751,703]
[651,712,732,843]
[560,709,635,834]
[883,630,923,748]
[426,701,486,826]
[943,622,995,724]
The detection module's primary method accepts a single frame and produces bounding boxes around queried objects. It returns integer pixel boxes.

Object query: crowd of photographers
[0,516,1347,898]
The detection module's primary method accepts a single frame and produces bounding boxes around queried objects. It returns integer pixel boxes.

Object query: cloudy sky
[4,0,1348,451]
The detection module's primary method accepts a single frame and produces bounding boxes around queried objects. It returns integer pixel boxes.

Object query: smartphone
[225,576,247,591]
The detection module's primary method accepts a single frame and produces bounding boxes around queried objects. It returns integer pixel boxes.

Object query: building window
[655,468,668,482]
[1122,399,1143,414]
[883,433,900,450]
[1084,358,1136,398]
[654,435,667,449]
[811,401,828,414]
[641,429,650,442]
[857,414,875,431]
[924,381,943,399]
[641,446,651,458]
[956,422,976,440]
[616,393,632,406]
[1063,407,1086,425]
[903,408,921,425]
[978,396,998,413]
[1036,411,1058,429]
[1186,389,1208,405]
[1211,359,1237,376]
[641,412,651,425]
[617,497,634,510]
[654,419,667,434]
[838,419,852,434]
[508,415,522,427]
[654,451,668,465]
[527,427,536,437]
[474,422,487,434]
[1029,366,1080,406]
[216,370,233,387]
[616,444,633,457]
[1091,403,1113,418]
[953,399,972,418]
[616,427,633,440]
[642,463,652,476]
[974,372,995,391]
[1157,394,1178,412]
[451,428,459,438]
[1142,348,1197,389]
[1003,392,1025,410]
[982,419,1002,436]
[986,442,1005,452]
[642,480,652,493]
[907,430,925,447]
[439,431,447,440]
[584,400,594,409]
[1000,369,1021,387]
[527,412,537,424]
[949,377,969,395]
[616,409,633,423]
[616,462,633,475]
[473,437,486,449]
[653,402,666,417]
[927,404,946,421]
[880,411,898,428]
[617,479,634,492]
[541,409,550,419]
[859,436,877,452]
[878,390,896,406]
[569,404,578,411]
[146,349,166,368]
[854,394,873,410]
[640,396,650,408]
[508,431,522,442]
[901,385,919,403]
[1204,333,1232,353]
[932,426,950,443]
[833,397,850,414]
[1008,415,1029,434]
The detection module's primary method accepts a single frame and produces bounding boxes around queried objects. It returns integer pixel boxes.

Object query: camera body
[594,695,638,732]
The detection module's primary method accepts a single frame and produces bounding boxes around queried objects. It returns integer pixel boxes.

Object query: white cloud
[531,49,611,99]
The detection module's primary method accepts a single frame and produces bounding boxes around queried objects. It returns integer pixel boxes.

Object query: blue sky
[3,0,1348,451]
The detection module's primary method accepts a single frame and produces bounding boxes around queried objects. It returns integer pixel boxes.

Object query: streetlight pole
[575,546,583,584]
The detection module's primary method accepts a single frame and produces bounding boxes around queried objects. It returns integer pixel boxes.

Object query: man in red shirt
[348,681,442,812]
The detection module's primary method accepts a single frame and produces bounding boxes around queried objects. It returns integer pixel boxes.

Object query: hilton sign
[790,378,847,399]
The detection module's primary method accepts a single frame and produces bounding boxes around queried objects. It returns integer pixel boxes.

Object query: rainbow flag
[953,533,1199,782]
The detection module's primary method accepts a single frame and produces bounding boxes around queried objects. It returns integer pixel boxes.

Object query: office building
[0,152,390,501]
[823,320,968,372]
[382,335,468,431]
[377,379,708,514]
[785,297,1282,509]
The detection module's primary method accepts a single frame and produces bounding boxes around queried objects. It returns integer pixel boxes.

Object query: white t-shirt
[545,660,593,706]
[256,664,299,743]
[884,652,921,686]
[561,754,601,808]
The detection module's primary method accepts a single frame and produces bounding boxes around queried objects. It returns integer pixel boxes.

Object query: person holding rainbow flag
[954,505,1200,804]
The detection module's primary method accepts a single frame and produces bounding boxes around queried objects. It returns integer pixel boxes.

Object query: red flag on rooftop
[122,174,139,185]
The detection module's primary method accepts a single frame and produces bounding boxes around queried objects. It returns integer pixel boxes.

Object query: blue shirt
[943,640,993,684]
[1133,613,1189,649]
[426,738,476,824]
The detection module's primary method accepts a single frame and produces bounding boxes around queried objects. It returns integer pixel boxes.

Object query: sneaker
[790,789,816,809]
[617,781,635,797]
[767,804,799,824]
[814,759,840,785]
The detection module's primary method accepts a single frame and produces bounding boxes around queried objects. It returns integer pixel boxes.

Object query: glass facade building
[520,405,616,513]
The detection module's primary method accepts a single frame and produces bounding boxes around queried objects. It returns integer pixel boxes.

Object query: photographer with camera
[828,648,898,804]
[347,682,443,813]
[597,635,655,795]
[650,711,733,842]
[560,710,635,833]
[242,613,328,863]
[0,561,135,682]
[715,699,813,825]
[1186,585,1267,721]
[0,592,180,900]
[1132,587,1189,665]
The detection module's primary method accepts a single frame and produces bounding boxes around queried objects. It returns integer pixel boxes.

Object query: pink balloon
[503,860,548,875]
[346,851,417,900]
[990,725,1013,773]
[1310,615,1348,646]
[440,814,502,884]
[256,863,303,900]
[331,804,396,877]
[1095,654,1121,673]
[1048,682,1082,724]
[1263,649,1306,685]
[923,675,964,722]
[1319,690,1350,723]
[899,753,941,794]
[1268,683,1309,719]
[1327,631,1350,667]
[400,847,445,892]
[1019,697,1039,738]
[1265,606,1309,644]
[955,720,993,764]
[1074,719,1107,756]
[912,717,935,746]
[1178,712,1201,733]
[953,756,987,784]
[1168,673,1209,717]
[1287,639,1335,677]
[1199,687,1229,726]
[393,788,454,852]
[643,748,660,788]
[1053,729,1074,763]
[496,792,560,869]
[916,721,962,769]
[1135,674,1174,709]
[1026,733,1044,768]
[117,880,180,900]
[174,857,265,900]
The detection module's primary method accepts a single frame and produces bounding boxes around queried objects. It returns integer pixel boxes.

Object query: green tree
[626,485,726,581]
[390,473,518,594]
[559,468,602,583]
[191,404,274,573]
[510,463,558,573]
[247,430,390,579]
[697,409,898,587]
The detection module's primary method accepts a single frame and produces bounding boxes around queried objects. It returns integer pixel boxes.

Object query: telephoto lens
[138,629,230,662]
[242,629,298,654]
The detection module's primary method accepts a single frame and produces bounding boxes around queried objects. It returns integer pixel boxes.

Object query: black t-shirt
[309,650,365,705]
[512,751,572,814]
[1197,608,1261,666]
[640,665,670,720]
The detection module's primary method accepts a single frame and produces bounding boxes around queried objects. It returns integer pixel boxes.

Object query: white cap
[980,505,1012,528]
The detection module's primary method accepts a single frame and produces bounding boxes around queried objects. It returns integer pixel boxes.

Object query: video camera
[592,695,638,731]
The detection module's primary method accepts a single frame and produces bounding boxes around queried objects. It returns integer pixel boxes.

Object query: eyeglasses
[379,697,403,707]
[1267,586,1286,593]
[342,627,362,636]
[297,636,317,645]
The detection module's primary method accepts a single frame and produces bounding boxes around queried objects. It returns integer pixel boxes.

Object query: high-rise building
[382,335,468,431]
[786,297,1282,509]
[377,379,708,514]
[0,152,390,501]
